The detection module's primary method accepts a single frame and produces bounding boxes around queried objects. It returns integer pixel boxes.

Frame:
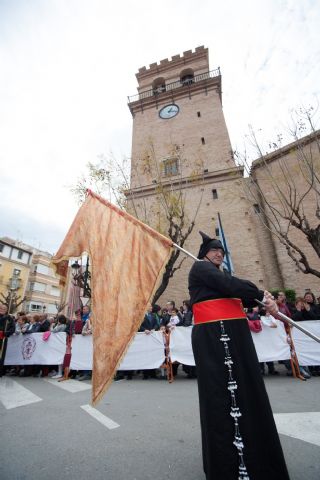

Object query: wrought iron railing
[127,68,220,103]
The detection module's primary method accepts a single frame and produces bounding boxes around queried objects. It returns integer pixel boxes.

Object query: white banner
[170,327,194,365]
[119,331,165,370]
[69,334,93,370]
[5,322,320,368]
[69,331,165,370]
[169,322,291,366]
[251,320,290,363]
[5,333,66,365]
[292,320,320,365]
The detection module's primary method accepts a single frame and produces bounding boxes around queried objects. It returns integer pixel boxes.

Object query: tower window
[17,250,23,259]
[180,68,194,86]
[201,137,205,145]
[162,158,179,177]
[197,111,201,117]
[212,189,218,199]
[215,228,220,237]
[152,77,166,95]
[253,204,261,213]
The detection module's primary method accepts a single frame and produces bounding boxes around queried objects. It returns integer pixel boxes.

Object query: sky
[1,0,319,254]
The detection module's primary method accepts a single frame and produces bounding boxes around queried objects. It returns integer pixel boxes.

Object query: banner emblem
[22,337,36,360]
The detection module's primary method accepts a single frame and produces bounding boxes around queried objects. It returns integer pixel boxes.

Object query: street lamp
[70,257,91,304]
[7,273,21,314]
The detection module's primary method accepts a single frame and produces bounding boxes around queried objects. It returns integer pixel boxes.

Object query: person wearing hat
[188,232,290,480]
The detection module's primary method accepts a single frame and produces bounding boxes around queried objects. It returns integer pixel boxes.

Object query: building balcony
[127,68,221,104]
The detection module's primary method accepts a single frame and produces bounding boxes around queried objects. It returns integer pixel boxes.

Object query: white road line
[44,378,91,393]
[81,404,120,430]
[0,377,42,410]
[274,412,320,447]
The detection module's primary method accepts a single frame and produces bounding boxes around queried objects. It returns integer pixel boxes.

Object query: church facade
[127,46,319,304]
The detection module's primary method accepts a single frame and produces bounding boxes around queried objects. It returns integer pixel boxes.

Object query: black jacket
[292,309,318,321]
[189,260,264,307]
[181,310,193,326]
[0,314,15,337]
[139,313,159,332]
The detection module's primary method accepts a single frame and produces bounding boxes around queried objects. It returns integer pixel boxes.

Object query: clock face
[159,104,179,119]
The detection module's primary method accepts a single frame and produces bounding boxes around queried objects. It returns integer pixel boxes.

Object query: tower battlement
[137,46,207,77]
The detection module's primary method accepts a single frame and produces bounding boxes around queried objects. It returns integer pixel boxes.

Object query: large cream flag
[52,190,173,404]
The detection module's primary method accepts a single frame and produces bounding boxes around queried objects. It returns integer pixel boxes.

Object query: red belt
[0,331,5,340]
[193,298,246,325]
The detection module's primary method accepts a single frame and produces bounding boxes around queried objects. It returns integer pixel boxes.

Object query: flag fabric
[52,190,173,405]
[217,212,234,274]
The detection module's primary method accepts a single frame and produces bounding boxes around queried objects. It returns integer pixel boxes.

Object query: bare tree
[235,106,320,279]
[0,292,26,314]
[71,143,205,303]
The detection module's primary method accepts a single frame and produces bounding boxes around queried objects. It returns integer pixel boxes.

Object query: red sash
[193,298,246,325]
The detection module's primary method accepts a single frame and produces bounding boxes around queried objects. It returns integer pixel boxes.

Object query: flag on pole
[52,190,173,405]
[217,212,234,274]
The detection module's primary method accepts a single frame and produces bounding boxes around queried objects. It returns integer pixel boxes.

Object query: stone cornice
[125,166,243,199]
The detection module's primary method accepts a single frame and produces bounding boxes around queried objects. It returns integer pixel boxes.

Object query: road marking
[44,378,91,393]
[274,412,320,447]
[0,377,42,410]
[81,404,120,429]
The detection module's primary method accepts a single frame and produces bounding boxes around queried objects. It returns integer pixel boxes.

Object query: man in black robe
[189,232,290,480]
[0,304,15,377]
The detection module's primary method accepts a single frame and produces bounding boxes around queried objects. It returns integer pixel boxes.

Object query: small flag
[217,212,234,274]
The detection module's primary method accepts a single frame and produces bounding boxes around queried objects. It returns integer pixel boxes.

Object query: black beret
[197,231,225,259]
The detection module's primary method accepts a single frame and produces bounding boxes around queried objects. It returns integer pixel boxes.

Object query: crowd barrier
[5,321,320,369]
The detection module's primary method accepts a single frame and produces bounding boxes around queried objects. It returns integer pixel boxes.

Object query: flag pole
[172,242,320,344]
[172,243,199,261]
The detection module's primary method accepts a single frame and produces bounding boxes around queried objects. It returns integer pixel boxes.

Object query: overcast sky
[1,0,319,254]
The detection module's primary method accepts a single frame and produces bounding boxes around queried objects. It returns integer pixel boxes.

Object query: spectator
[52,315,67,333]
[138,305,159,380]
[82,305,91,324]
[24,315,40,334]
[82,317,93,336]
[139,305,159,333]
[304,291,320,317]
[181,300,193,327]
[20,316,30,334]
[161,301,182,327]
[152,304,162,329]
[14,316,23,335]
[296,295,320,377]
[39,314,50,332]
[293,297,318,322]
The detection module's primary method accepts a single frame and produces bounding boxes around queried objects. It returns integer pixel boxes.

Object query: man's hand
[263,291,278,316]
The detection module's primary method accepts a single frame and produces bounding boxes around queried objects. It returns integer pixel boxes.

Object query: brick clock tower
[127,46,277,303]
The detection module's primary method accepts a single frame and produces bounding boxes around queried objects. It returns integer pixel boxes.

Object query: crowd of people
[0,291,319,380]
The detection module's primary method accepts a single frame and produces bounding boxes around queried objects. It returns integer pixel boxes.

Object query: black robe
[189,260,290,480]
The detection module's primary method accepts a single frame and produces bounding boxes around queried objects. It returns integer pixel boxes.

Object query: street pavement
[0,365,320,480]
